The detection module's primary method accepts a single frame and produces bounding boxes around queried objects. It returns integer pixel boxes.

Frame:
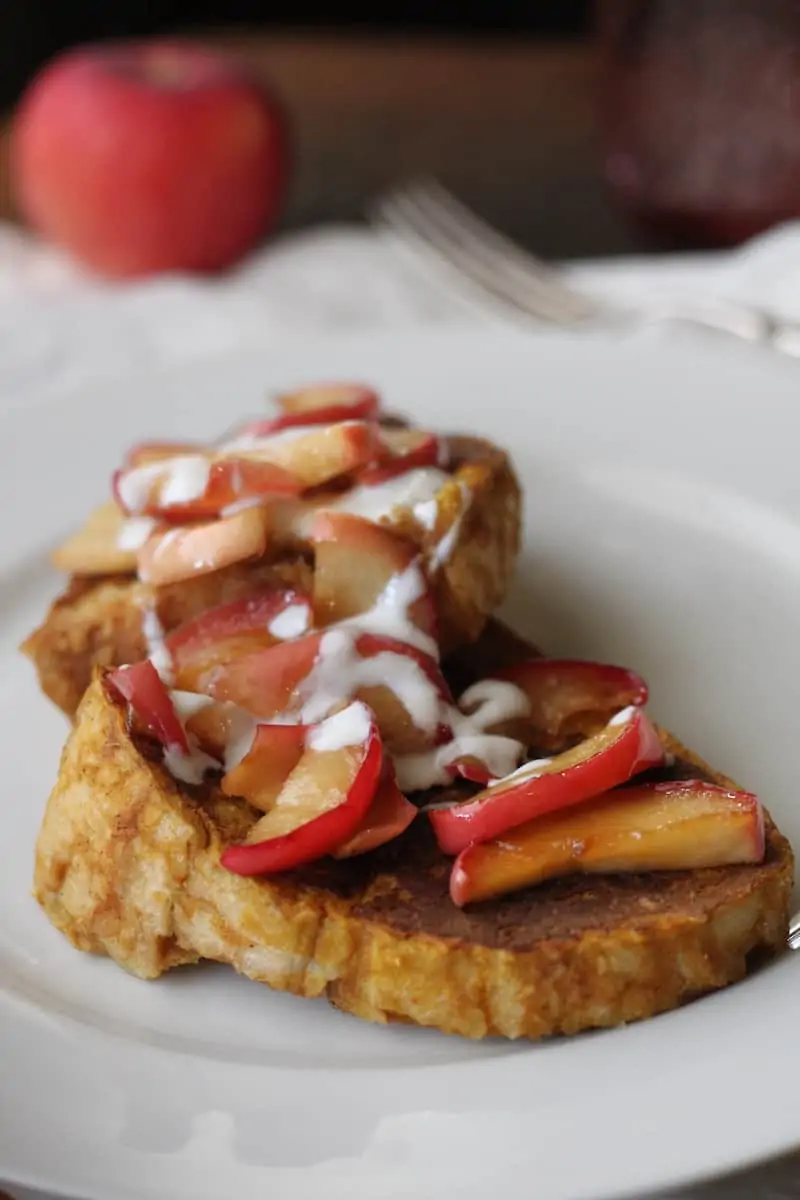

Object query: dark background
[0,2,591,108]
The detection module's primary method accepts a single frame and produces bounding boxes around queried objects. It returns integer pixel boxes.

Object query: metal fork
[788,912,800,950]
[369,178,800,352]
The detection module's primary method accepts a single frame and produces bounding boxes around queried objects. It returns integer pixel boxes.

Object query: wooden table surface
[0,34,648,260]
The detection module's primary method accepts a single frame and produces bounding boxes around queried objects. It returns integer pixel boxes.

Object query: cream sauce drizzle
[117,516,157,550]
[118,455,211,513]
[268,603,311,641]
[393,680,530,793]
[337,561,437,658]
[306,701,372,752]
[140,603,174,685]
[312,467,451,528]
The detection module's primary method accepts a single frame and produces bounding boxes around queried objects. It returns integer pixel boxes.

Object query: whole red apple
[11,41,289,278]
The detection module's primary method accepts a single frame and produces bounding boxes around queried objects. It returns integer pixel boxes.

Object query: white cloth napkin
[2,219,800,1200]
[3,218,800,410]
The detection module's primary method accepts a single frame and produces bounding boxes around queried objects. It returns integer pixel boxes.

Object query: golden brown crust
[34,675,793,1040]
[390,439,521,654]
[22,441,521,716]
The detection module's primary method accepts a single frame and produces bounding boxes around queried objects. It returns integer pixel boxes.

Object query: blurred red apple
[11,40,289,278]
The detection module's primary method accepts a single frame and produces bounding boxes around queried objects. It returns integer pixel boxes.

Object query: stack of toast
[25,383,793,1040]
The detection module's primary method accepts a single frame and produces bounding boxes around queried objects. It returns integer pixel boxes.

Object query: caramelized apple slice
[124,441,203,466]
[359,428,441,484]
[310,511,437,644]
[221,702,382,875]
[175,694,255,766]
[450,780,766,906]
[236,383,380,437]
[429,707,664,855]
[114,455,300,521]
[107,661,188,753]
[275,382,379,423]
[137,508,269,586]
[51,501,148,575]
[165,587,313,692]
[487,659,648,749]
[207,629,452,754]
[333,763,417,858]
[221,723,307,813]
[207,630,323,715]
[227,420,379,490]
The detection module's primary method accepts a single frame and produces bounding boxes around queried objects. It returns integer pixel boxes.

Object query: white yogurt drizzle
[393,681,531,793]
[166,690,259,781]
[140,602,174,685]
[306,701,372,753]
[336,561,437,658]
[118,455,212,514]
[412,497,438,532]
[268,603,311,641]
[428,480,471,571]
[117,516,157,551]
[297,628,443,729]
[311,467,451,529]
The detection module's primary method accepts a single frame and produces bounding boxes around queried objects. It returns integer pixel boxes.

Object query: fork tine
[788,912,800,949]
[371,196,519,325]
[375,191,580,325]
[406,179,598,320]
[372,180,599,325]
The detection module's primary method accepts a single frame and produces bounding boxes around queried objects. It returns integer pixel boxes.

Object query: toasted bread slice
[22,439,519,717]
[34,621,793,1041]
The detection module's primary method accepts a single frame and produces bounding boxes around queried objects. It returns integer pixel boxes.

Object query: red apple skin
[450,780,765,906]
[429,710,665,855]
[12,41,289,278]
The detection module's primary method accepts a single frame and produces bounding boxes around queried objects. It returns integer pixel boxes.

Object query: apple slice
[358,428,441,485]
[221,723,307,813]
[207,629,452,754]
[124,440,202,467]
[332,763,417,858]
[175,693,255,765]
[220,701,382,875]
[429,706,665,855]
[275,382,380,423]
[51,500,146,575]
[137,507,269,586]
[227,420,379,489]
[114,455,300,521]
[207,630,323,715]
[485,659,648,749]
[107,661,188,753]
[450,779,765,906]
[310,511,437,643]
[165,587,313,692]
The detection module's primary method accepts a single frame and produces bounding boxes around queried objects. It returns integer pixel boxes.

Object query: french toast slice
[34,620,793,1041]
[23,438,519,718]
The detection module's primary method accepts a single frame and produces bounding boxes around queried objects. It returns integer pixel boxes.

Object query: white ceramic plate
[2,327,800,1200]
